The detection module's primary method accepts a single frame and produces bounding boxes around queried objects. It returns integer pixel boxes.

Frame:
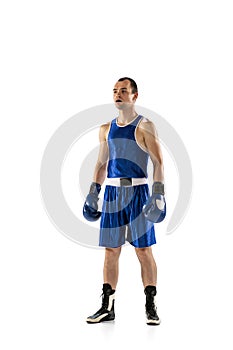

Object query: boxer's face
[113,80,138,109]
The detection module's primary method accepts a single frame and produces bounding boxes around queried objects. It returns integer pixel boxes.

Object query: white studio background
[1,1,233,350]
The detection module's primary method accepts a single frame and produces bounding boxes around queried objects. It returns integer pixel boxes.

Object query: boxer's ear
[133,92,138,101]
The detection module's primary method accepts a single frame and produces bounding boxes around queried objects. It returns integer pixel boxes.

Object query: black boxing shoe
[86,283,115,324]
[144,285,161,325]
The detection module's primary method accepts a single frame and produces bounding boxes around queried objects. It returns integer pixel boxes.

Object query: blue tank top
[107,115,149,178]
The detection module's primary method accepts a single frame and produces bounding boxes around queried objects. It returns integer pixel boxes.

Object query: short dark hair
[117,77,138,94]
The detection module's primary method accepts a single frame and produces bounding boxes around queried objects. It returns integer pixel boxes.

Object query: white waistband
[105,177,148,187]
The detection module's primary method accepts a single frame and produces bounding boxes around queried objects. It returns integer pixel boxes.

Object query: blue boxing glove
[83,182,102,222]
[143,182,166,223]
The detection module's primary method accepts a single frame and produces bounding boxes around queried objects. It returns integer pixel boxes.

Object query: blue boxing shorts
[99,184,156,248]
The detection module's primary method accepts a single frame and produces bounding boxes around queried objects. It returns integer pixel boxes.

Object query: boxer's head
[113,77,138,109]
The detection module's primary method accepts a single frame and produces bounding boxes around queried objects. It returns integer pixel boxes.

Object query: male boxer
[83,77,166,325]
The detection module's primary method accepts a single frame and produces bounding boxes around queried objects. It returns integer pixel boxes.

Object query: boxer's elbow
[151,153,163,169]
[94,161,107,184]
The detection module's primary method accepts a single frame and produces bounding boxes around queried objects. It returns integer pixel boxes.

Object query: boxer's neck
[117,107,138,125]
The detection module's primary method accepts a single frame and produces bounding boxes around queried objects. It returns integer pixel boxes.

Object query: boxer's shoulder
[138,117,157,136]
[99,122,111,141]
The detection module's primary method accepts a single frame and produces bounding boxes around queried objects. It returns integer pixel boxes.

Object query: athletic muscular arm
[93,123,110,185]
[138,119,164,183]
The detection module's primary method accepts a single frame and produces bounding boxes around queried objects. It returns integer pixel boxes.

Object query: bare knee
[105,247,121,261]
[135,247,153,263]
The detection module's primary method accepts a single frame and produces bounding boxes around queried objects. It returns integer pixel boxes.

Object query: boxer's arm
[93,123,110,185]
[141,120,164,183]
[141,120,166,223]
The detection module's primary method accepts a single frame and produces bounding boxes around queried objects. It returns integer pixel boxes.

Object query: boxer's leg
[134,246,157,287]
[103,247,122,289]
[135,247,160,325]
[86,247,121,323]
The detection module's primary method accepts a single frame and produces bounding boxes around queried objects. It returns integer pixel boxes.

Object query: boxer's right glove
[83,182,102,222]
[143,182,166,223]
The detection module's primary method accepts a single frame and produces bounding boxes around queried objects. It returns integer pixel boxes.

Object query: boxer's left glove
[83,182,102,222]
[143,182,166,223]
